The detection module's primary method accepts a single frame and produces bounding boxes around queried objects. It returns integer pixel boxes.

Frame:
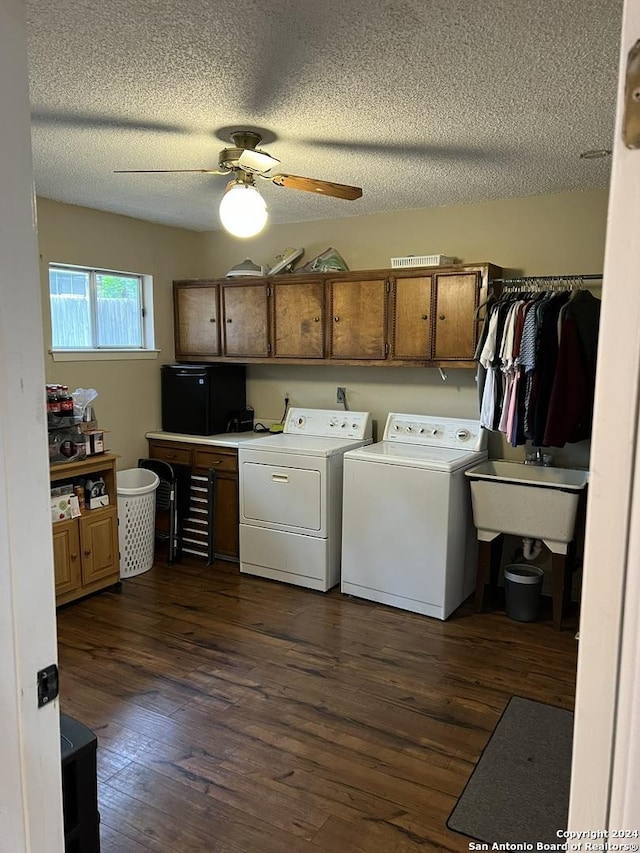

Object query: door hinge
[266,286,271,297]
[37,664,59,708]
[386,278,391,292]
[384,342,389,354]
[141,307,147,318]
[623,39,640,148]
[268,342,272,354]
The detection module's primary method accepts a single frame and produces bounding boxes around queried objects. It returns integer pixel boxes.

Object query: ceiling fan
[115,130,363,238]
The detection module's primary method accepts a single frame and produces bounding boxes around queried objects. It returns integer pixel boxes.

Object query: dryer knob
[456,429,470,441]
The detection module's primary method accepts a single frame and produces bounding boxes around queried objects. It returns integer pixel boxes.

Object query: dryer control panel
[382,414,486,451]
[284,408,372,440]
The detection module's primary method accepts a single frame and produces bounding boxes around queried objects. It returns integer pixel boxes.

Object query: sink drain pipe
[522,537,543,561]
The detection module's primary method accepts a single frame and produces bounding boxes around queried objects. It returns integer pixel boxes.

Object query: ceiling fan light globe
[219,183,268,238]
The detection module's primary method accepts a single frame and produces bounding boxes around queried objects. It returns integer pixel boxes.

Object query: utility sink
[465,460,589,552]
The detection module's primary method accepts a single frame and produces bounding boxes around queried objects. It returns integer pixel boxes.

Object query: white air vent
[391,254,455,269]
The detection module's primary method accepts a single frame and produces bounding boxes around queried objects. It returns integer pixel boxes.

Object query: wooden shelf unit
[50,452,120,606]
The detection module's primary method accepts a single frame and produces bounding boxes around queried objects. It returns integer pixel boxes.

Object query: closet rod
[494,273,602,284]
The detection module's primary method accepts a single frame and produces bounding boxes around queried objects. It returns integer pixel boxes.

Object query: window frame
[48,263,158,361]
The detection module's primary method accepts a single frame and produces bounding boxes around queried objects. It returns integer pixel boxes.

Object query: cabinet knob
[314,317,320,322]
[70,553,78,561]
[334,316,340,322]
[421,314,428,320]
[439,314,446,321]
[84,549,91,557]
[209,318,216,323]
[226,318,233,323]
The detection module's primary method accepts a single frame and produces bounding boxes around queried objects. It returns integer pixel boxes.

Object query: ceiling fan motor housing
[219,130,265,171]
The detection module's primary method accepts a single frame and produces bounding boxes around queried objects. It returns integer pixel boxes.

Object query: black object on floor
[60,712,100,852]
[447,696,573,843]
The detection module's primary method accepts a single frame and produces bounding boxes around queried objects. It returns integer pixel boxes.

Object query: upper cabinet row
[173,263,502,367]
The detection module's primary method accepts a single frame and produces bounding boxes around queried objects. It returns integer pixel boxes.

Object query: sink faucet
[525,447,553,466]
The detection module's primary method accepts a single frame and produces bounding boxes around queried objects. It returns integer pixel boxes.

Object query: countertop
[145,430,272,449]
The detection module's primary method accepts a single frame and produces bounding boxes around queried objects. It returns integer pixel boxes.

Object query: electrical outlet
[336,386,346,404]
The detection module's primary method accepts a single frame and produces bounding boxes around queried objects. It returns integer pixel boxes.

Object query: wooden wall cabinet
[148,439,240,562]
[173,262,501,368]
[220,280,270,357]
[432,270,482,360]
[389,273,433,360]
[271,276,325,359]
[174,280,220,360]
[51,453,120,606]
[327,276,388,360]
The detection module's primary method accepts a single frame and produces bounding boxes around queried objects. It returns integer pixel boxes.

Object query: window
[48,264,155,355]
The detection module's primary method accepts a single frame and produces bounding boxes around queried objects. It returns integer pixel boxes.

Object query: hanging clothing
[530,291,571,446]
[544,291,601,446]
[476,285,601,448]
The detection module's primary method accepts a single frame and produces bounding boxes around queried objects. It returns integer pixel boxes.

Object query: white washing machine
[239,407,372,591]
[341,413,487,619]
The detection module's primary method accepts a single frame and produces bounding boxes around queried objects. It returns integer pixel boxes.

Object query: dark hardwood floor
[56,559,579,852]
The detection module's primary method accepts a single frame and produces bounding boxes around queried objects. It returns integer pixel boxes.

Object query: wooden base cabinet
[52,520,81,598]
[51,453,120,606]
[148,439,240,562]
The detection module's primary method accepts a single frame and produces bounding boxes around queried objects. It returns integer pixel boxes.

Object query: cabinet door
[80,508,119,585]
[174,282,220,358]
[390,275,433,359]
[272,278,325,358]
[221,281,270,357]
[52,520,82,597]
[328,277,388,360]
[432,271,481,360]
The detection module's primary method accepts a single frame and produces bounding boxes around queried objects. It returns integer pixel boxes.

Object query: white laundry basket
[117,468,160,578]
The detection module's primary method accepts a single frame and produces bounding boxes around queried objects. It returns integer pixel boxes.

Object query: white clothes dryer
[239,408,372,591]
[341,413,487,619]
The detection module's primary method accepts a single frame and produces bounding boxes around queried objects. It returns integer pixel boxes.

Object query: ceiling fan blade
[114,169,226,175]
[271,174,362,200]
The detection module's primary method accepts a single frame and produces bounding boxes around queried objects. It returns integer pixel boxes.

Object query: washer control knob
[456,429,470,441]
[340,422,347,428]
[418,427,425,433]
[430,428,439,436]
[297,416,305,427]
[394,424,400,431]
[406,426,412,432]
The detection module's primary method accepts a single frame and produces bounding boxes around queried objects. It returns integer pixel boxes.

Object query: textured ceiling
[26,0,623,233]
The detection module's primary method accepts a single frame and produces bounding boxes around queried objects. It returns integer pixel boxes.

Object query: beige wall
[37,198,202,468]
[197,188,609,280]
[37,188,608,471]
